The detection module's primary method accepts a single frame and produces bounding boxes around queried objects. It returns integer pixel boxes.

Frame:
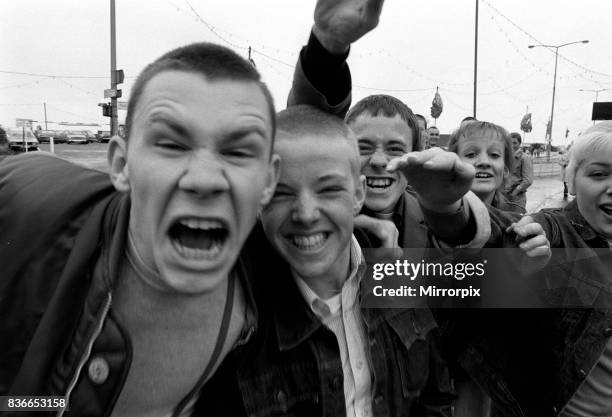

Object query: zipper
[57,292,113,417]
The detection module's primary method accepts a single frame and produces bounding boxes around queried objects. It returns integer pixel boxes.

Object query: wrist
[312,25,350,55]
[419,197,463,214]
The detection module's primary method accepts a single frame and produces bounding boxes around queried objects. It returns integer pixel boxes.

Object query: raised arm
[287,0,385,116]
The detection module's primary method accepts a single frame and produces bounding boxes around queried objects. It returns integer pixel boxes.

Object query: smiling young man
[215,105,454,417]
[0,43,279,416]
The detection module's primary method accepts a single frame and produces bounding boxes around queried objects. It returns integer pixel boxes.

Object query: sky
[2,0,612,145]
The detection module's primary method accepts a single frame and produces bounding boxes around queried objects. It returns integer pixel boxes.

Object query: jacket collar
[274,237,364,351]
[274,268,325,351]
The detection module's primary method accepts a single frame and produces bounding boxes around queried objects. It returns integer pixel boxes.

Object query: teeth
[179,218,223,230]
[291,233,327,250]
[367,178,393,188]
[475,173,492,178]
[173,239,223,260]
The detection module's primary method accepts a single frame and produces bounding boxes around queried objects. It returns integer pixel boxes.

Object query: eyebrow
[584,162,611,168]
[318,173,349,182]
[225,125,268,143]
[148,114,189,138]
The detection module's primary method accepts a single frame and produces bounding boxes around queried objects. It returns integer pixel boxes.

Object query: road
[35,143,571,213]
[38,142,109,172]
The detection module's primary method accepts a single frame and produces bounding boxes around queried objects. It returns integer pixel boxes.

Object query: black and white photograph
[1,1,612,416]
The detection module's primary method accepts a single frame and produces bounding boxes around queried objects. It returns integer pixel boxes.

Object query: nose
[474,153,491,167]
[369,148,389,168]
[291,193,320,225]
[606,179,612,195]
[178,151,230,197]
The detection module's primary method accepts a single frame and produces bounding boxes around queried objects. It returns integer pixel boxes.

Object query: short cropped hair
[345,94,421,151]
[509,132,522,145]
[125,42,275,142]
[276,105,360,178]
[566,128,612,194]
[448,120,514,174]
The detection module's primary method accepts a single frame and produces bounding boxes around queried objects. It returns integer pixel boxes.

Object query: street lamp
[579,88,612,124]
[528,40,589,160]
[579,88,612,102]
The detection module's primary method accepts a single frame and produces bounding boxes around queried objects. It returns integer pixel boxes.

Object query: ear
[108,135,131,192]
[260,153,281,206]
[354,174,366,215]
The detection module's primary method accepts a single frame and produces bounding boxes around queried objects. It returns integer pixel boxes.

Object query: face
[574,150,612,239]
[456,133,506,202]
[261,136,365,283]
[350,114,413,213]
[109,71,279,294]
[427,128,440,146]
[511,137,521,152]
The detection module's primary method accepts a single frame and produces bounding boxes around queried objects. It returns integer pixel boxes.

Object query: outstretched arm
[387,148,478,245]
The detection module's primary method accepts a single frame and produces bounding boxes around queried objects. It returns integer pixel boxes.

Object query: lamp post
[529,40,589,160]
[579,88,612,102]
[579,88,612,124]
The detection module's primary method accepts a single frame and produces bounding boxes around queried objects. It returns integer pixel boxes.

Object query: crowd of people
[1,1,611,417]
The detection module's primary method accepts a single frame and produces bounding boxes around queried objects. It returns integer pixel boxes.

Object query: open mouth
[288,232,329,252]
[168,218,228,260]
[366,177,395,189]
[600,204,612,217]
[475,172,494,179]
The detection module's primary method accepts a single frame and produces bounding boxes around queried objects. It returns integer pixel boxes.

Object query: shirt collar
[275,235,365,351]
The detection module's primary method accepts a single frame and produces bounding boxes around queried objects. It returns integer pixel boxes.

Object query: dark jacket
[529,200,612,415]
[201,226,454,417]
[449,201,612,417]
[490,191,525,215]
[0,153,258,416]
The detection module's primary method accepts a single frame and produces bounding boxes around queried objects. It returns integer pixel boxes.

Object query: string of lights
[481,0,612,79]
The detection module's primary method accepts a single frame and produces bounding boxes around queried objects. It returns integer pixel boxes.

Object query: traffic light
[102,103,111,117]
[113,69,124,85]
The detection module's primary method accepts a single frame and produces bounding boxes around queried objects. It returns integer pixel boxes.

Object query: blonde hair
[566,126,612,194]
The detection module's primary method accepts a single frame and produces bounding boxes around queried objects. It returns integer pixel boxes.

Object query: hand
[387,148,475,213]
[511,187,520,197]
[313,0,385,54]
[355,214,399,248]
[506,215,551,274]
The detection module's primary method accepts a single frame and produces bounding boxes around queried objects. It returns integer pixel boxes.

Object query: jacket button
[374,395,384,405]
[88,357,109,384]
[275,390,287,407]
[577,369,587,379]
[604,327,612,337]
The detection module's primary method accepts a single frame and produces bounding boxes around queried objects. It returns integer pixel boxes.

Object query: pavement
[525,175,571,213]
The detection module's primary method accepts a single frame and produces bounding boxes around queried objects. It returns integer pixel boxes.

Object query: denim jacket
[530,200,612,415]
[446,201,612,417]
[200,228,453,417]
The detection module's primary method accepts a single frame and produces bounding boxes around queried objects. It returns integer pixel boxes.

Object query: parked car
[55,131,69,143]
[66,133,89,145]
[36,130,58,143]
[96,130,111,143]
[7,128,39,152]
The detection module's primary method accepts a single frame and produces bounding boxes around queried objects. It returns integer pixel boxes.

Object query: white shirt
[294,236,373,417]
